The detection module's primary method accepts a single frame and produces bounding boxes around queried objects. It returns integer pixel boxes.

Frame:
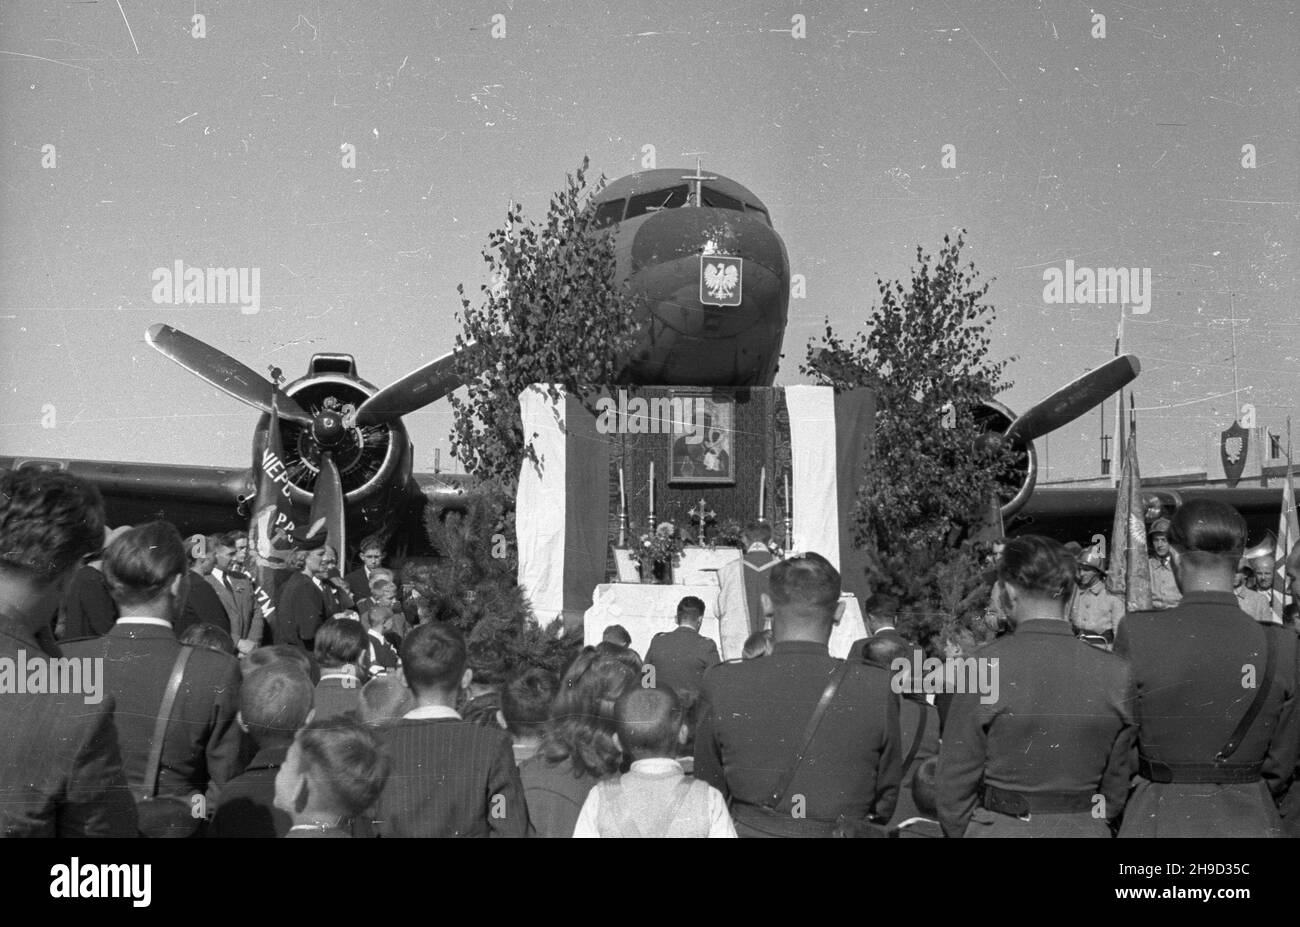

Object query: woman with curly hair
[517,651,639,837]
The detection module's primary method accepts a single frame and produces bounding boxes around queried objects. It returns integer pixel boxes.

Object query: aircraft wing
[1018,483,1287,541]
[0,455,251,535]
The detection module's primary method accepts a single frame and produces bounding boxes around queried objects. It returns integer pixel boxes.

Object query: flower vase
[651,560,673,584]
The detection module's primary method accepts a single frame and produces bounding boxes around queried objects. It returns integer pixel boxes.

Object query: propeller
[351,341,482,427]
[1004,354,1141,445]
[145,323,312,425]
[311,451,346,563]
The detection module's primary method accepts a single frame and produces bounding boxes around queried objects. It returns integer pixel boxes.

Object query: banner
[1106,427,1153,611]
[1275,458,1298,609]
[247,398,298,623]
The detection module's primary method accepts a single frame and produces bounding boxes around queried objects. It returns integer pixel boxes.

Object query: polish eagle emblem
[704,262,739,300]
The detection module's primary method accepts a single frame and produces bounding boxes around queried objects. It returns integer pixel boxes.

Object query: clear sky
[1,1,1296,481]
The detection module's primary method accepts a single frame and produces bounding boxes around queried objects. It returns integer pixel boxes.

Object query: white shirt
[114,616,173,628]
[402,705,461,721]
[572,758,737,838]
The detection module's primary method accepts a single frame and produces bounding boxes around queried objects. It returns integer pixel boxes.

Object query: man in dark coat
[847,592,907,663]
[644,595,720,697]
[59,561,119,640]
[1116,500,1299,837]
[64,522,245,826]
[0,469,138,836]
[695,553,901,836]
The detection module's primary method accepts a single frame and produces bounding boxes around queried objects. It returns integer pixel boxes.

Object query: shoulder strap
[646,779,697,839]
[1217,629,1276,761]
[141,646,194,799]
[902,698,929,773]
[764,659,852,811]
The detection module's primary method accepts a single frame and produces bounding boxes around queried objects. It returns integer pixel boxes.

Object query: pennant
[247,396,298,621]
[1105,426,1153,611]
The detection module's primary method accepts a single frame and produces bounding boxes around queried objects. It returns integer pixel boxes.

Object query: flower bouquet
[636,521,685,583]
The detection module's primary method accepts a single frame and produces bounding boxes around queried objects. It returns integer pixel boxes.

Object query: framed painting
[667,391,735,485]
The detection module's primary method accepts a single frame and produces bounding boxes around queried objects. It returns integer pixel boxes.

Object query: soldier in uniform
[1235,559,1276,624]
[1067,546,1126,647]
[695,552,901,836]
[937,535,1135,837]
[1115,500,1300,838]
[1147,518,1182,609]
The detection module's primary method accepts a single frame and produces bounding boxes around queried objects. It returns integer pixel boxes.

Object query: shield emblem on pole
[1220,420,1249,488]
[700,255,742,307]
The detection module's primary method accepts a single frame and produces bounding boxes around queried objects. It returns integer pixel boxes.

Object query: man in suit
[207,532,265,654]
[374,622,528,837]
[1116,501,1299,837]
[64,522,245,825]
[847,592,906,662]
[210,660,314,838]
[645,596,720,697]
[276,545,338,651]
[345,535,398,603]
[695,553,902,836]
[0,469,138,836]
[174,533,230,638]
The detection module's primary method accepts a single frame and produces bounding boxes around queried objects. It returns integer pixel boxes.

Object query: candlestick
[758,466,766,521]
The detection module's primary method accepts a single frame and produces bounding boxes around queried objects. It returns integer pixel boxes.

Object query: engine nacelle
[974,400,1039,519]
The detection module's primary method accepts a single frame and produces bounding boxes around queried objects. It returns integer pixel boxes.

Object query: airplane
[1,165,1288,567]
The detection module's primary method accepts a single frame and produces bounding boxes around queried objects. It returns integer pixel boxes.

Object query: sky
[1,0,1296,482]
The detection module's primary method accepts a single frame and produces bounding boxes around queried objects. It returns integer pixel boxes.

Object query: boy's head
[399,622,471,699]
[501,667,559,740]
[313,617,367,670]
[239,662,314,747]
[614,686,683,761]
[273,716,390,819]
[243,644,320,685]
[359,674,414,726]
[601,624,631,648]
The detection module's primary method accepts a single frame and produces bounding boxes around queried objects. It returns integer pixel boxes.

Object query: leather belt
[981,786,1096,816]
[1138,756,1263,784]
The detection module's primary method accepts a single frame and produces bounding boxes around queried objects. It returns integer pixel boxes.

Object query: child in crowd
[500,667,559,764]
[572,687,735,838]
[274,716,390,838]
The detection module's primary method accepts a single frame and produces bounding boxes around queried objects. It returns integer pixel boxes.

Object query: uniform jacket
[937,619,1135,838]
[1069,582,1127,635]
[0,616,138,836]
[1115,592,1299,837]
[63,620,244,804]
[889,695,940,827]
[1148,555,1182,609]
[375,717,529,837]
[694,640,901,833]
[645,625,720,696]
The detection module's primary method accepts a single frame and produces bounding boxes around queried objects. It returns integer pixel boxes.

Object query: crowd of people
[2,466,1300,838]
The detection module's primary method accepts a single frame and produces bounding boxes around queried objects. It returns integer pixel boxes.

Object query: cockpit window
[701,187,743,212]
[593,198,625,228]
[745,203,771,226]
[624,185,689,220]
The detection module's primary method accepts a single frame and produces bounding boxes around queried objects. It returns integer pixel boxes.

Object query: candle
[758,466,766,520]
[784,471,791,516]
[649,461,655,516]
[618,466,626,512]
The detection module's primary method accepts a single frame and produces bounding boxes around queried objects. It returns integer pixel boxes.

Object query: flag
[1105,426,1153,610]
[1274,457,1298,610]
[247,396,299,625]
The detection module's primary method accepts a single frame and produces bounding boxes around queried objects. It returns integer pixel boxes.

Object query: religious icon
[668,391,735,485]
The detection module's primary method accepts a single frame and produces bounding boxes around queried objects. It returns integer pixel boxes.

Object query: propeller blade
[145,323,313,425]
[352,341,482,427]
[311,451,346,566]
[1004,354,1141,444]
